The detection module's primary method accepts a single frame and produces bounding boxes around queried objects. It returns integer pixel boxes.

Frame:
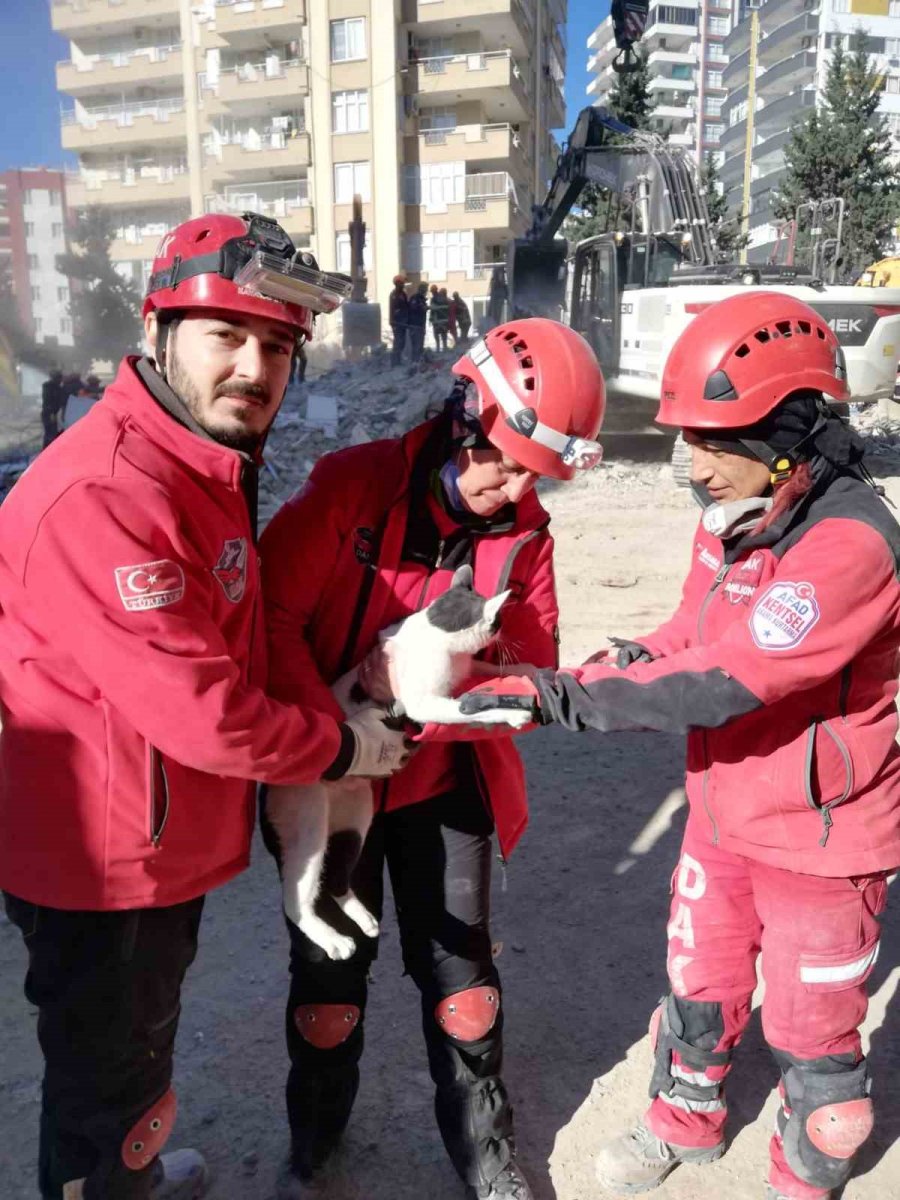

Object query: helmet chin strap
[154,314,177,382]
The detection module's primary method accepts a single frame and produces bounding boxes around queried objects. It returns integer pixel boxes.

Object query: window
[31,285,41,302]
[729,99,748,125]
[887,37,900,57]
[703,123,722,143]
[707,42,727,61]
[404,230,475,278]
[706,69,723,88]
[671,63,693,80]
[332,89,369,133]
[704,96,724,115]
[891,0,900,15]
[330,17,366,63]
[707,14,729,33]
[24,221,35,237]
[419,106,457,131]
[333,161,371,203]
[57,285,69,302]
[47,189,60,206]
[886,74,900,93]
[52,222,64,238]
[404,161,465,207]
[27,253,38,269]
[22,189,33,204]
[831,0,850,11]
[335,231,371,274]
[651,5,697,27]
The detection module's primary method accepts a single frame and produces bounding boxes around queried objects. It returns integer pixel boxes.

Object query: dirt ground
[1,459,899,1200]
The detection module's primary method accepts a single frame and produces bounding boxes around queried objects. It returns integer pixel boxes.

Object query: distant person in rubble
[430,285,450,351]
[452,291,472,344]
[389,274,409,367]
[408,281,429,362]
[259,320,607,1200]
[62,373,103,429]
[458,293,900,1200]
[40,367,65,448]
[288,341,307,387]
[0,212,410,1200]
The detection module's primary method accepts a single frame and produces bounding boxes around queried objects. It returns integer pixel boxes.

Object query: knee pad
[294,1003,360,1050]
[774,1051,873,1190]
[649,994,731,1114]
[121,1088,177,1171]
[435,986,500,1042]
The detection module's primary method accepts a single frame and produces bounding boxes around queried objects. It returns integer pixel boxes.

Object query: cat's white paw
[319,929,357,961]
[337,892,380,938]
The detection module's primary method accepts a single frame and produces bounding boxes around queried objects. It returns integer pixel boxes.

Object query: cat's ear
[451,565,474,589]
[483,590,511,625]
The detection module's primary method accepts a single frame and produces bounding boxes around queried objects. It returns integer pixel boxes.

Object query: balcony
[759,0,819,32]
[668,130,695,148]
[61,99,186,151]
[410,122,530,169]
[652,102,694,122]
[754,88,816,135]
[648,76,695,96]
[647,49,695,69]
[110,213,189,262]
[404,1,534,56]
[408,50,531,121]
[67,164,191,209]
[719,115,747,152]
[56,44,181,96]
[50,0,180,35]
[642,21,698,53]
[213,0,306,44]
[405,171,526,232]
[723,16,752,59]
[206,179,312,238]
[719,150,745,188]
[756,50,816,99]
[754,127,793,169]
[757,12,820,68]
[722,46,749,89]
[211,131,311,178]
[207,59,309,114]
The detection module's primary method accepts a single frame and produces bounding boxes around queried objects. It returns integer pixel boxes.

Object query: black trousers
[3,892,204,1200]
[268,785,514,1189]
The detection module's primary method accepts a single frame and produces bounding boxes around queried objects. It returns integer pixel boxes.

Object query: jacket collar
[100,356,249,489]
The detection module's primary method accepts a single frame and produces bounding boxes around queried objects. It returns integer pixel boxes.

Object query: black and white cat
[265,566,528,960]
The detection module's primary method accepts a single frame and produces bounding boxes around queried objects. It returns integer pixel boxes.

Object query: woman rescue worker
[459,292,900,1200]
[258,320,606,1200]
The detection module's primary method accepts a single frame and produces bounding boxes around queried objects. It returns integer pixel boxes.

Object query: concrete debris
[258,349,460,525]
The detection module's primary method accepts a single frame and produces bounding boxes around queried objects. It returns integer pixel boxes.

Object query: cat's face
[424,565,510,654]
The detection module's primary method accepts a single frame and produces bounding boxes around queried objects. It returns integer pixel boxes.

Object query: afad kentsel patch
[212,537,248,603]
[750,581,820,651]
[115,559,185,612]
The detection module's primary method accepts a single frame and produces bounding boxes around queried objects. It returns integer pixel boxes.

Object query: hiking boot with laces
[594,1121,724,1194]
[469,1159,535,1199]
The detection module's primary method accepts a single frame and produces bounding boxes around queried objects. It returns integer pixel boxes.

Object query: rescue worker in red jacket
[0,212,411,1200]
[258,320,606,1200]
[459,293,900,1200]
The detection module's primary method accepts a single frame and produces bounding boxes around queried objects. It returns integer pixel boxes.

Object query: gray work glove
[342,706,415,778]
[608,636,655,670]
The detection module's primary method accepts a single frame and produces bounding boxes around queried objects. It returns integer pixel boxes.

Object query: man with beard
[0,213,412,1200]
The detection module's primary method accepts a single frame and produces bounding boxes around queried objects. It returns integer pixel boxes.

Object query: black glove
[608,636,655,670]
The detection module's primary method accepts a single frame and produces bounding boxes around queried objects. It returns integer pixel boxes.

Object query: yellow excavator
[856,257,900,288]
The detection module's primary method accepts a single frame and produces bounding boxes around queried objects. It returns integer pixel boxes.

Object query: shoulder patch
[115,560,185,612]
[750,581,820,650]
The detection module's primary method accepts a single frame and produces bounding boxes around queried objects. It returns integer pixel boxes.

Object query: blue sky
[0,1,608,172]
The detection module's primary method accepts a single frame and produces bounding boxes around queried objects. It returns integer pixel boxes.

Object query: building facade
[51,0,566,326]
[585,3,728,161]
[0,168,73,349]
[720,0,900,261]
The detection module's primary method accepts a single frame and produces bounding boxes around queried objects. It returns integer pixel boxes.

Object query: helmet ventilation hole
[523,376,535,390]
[754,329,770,344]
[735,344,750,358]
[798,320,811,334]
[816,327,826,339]
[195,228,211,242]
[775,320,792,337]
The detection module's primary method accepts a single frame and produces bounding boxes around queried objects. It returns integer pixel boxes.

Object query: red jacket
[535,474,900,876]
[259,418,560,857]
[0,358,344,911]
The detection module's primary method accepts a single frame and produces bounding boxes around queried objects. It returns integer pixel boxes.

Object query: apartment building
[720,0,900,261]
[0,168,73,348]
[585,2,728,161]
[51,0,566,327]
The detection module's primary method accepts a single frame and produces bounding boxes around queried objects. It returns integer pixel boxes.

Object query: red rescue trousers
[645,816,888,1200]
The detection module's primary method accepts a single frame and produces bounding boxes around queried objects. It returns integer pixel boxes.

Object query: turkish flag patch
[114,559,186,612]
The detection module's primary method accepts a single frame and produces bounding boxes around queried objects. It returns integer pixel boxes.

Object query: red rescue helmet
[657,292,849,430]
[451,318,606,480]
[143,212,346,340]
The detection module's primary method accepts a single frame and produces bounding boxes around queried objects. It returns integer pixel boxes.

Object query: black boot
[470,1159,535,1199]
